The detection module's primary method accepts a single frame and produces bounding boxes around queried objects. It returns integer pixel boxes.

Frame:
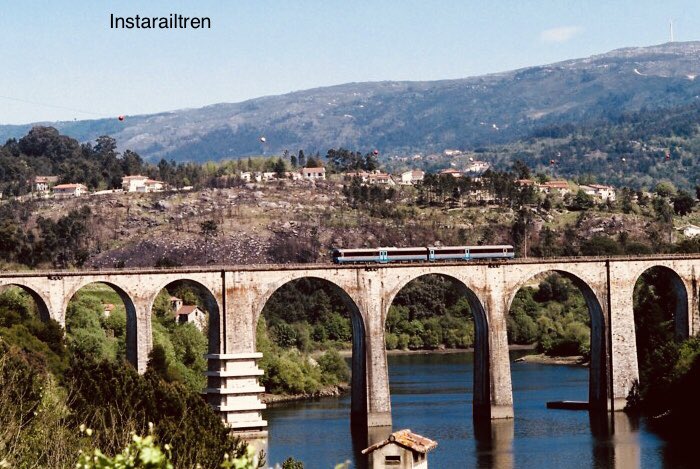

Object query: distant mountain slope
[2,41,700,162]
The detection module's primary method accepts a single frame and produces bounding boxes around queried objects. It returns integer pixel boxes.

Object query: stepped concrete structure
[1,255,698,444]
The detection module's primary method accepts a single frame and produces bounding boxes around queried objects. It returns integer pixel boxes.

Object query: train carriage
[332,245,514,264]
[332,247,428,263]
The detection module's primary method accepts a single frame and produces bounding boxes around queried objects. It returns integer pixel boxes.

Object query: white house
[678,224,700,238]
[345,171,370,183]
[301,167,326,180]
[464,161,490,173]
[122,175,149,192]
[103,303,115,317]
[144,179,165,192]
[439,168,462,178]
[590,184,616,202]
[538,180,571,196]
[33,176,58,193]
[53,183,88,197]
[368,172,396,186]
[400,170,425,185]
[170,296,207,331]
[580,184,616,202]
[362,429,437,469]
[121,175,165,193]
[174,304,207,332]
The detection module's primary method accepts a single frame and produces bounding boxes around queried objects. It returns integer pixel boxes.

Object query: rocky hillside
[9,174,697,270]
[2,42,700,162]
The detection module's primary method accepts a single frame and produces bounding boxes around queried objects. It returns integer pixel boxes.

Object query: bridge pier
[356,271,392,429]
[608,266,639,412]
[479,283,514,420]
[207,280,268,441]
[132,299,154,374]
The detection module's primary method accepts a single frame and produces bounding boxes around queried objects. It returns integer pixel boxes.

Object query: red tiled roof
[175,305,199,316]
[362,429,438,455]
[54,183,86,190]
[544,180,569,189]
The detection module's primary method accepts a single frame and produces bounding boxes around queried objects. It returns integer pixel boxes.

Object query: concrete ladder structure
[1,254,698,444]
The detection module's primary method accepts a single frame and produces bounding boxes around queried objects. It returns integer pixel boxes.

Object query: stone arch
[255,275,368,424]
[632,265,689,339]
[385,272,492,416]
[64,280,140,368]
[147,278,222,354]
[0,282,51,323]
[506,268,608,410]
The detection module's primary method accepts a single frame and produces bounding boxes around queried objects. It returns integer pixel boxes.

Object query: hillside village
[15,155,618,207]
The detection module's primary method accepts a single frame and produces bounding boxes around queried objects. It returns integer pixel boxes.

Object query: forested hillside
[474,101,700,190]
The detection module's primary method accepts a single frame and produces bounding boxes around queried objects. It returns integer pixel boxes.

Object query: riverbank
[336,343,537,358]
[515,353,587,366]
[262,384,350,405]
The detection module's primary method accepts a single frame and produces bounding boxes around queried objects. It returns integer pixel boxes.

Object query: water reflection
[474,418,514,469]
[590,412,640,469]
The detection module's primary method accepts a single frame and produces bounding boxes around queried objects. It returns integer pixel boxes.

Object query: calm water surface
[263,351,688,468]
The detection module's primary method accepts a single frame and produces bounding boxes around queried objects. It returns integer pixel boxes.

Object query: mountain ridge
[2,41,700,162]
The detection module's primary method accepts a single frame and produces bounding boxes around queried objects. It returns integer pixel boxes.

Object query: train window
[436,248,464,255]
[345,251,374,257]
[397,250,428,256]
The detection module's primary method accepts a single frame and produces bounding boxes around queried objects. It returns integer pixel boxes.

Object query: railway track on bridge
[2,252,700,278]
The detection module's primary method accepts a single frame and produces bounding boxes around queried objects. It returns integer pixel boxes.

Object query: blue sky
[1,0,698,124]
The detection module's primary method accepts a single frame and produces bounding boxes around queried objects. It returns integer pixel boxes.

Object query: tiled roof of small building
[175,305,199,316]
[362,429,437,455]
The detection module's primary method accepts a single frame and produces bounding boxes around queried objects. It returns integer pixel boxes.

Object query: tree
[511,208,534,257]
[199,220,219,264]
[512,160,531,180]
[673,191,694,216]
[654,181,677,198]
[273,158,286,178]
[571,189,594,210]
[538,226,558,257]
[199,220,218,239]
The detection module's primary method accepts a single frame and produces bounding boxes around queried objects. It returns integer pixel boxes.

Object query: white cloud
[540,26,583,43]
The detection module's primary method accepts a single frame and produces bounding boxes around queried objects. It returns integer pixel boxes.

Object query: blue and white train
[331,245,515,264]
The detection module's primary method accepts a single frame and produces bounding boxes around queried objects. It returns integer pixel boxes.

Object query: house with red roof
[53,183,88,197]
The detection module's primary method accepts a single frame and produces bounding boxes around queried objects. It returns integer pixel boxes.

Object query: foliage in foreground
[76,428,260,469]
[0,337,248,468]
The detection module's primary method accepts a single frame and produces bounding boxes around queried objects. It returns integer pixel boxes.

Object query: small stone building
[169,296,207,331]
[362,429,437,468]
[301,167,326,180]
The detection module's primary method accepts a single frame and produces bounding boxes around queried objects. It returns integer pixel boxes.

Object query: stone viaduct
[1,254,698,444]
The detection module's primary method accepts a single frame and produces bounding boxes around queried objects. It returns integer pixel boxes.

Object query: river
[262,350,688,468]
